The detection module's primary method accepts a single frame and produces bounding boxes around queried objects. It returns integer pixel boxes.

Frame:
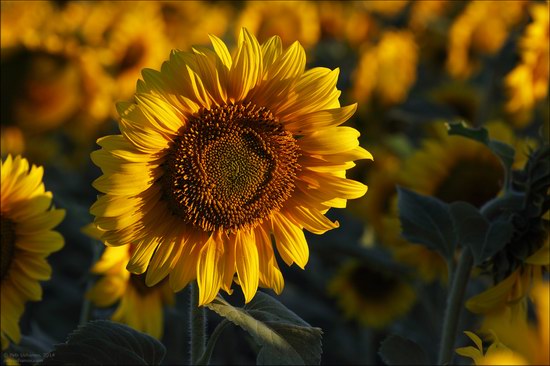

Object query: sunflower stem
[437,248,473,365]
[189,282,207,365]
[196,319,230,365]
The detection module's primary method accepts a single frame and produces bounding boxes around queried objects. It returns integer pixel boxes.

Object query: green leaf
[397,187,455,260]
[206,292,323,365]
[447,122,515,172]
[450,202,514,265]
[40,320,166,365]
[378,334,428,365]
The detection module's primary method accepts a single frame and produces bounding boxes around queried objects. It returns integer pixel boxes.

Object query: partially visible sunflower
[91,28,371,306]
[0,155,65,350]
[95,2,172,104]
[458,280,550,365]
[382,122,534,283]
[236,1,320,49]
[352,30,418,106]
[328,260,416,328]
[158,1,232,51]
[399,121,533,204]
[505,2,549,127]
[86,244,174,339]
[446,1,526,79]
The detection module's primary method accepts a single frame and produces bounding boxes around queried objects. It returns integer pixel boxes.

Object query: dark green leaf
[378,334,428,365]
[206,292,322,365]
[40,320,165,365]
[450,202,514,265]
[397,187,455,260]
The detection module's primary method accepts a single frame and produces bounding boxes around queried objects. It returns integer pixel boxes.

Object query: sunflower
[505,2,549,127]
[86,244,174,339]
[399,121,532,204]
[381,122,533,283]
[90,28,371,306]
[327,260,416,328]
[236,1,320,49]
[458,280,550,365]
[0,155,65,350]
[95,2,172,103]
[158,1,233,52]
[446,1,526,79]
[352,30,418,107]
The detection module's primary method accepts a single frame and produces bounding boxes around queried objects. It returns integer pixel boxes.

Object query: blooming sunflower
[0,155,65,350]
[327,260,416,328]
[86,244,174,339]
[91,28,371,306]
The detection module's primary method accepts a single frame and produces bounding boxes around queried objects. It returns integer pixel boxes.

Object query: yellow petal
[255,225,284,294]
[285,104,357,134]
[196,233,225,305]
[271,212,309,269]
[228,28,261,101]
[466,269,520,313]
[298,126,360,155]
[285,205,339,234]
[235,230,259,303]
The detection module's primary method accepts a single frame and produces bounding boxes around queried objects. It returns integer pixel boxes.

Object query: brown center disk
[162,102,300,232]
[1,215,16,280]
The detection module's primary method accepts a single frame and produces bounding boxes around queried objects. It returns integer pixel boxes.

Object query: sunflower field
[1,1,548,365]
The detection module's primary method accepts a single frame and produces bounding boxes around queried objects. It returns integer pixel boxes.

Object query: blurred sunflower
[360,0,409,18]
[237,1,320,49]
[97,2,172,103]
[446,0,526,79]
[0,3,113,165]
[456,330,529,365]
[399,121,533,205]
[0,155,65,350]
[408,0,449,34]
[382,122,534,283]
[458,280,549,365]
[0,1,54,51]
[158,0,232,51]
[86,244,174,339]
[352,30,418,106]
[328,260,416,328]
[91,28,371,305]
[505,2,549,127]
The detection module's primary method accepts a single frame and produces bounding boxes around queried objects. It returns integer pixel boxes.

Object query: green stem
[189,282,207,365]
[196,320,231,365]
[437,249,473,365]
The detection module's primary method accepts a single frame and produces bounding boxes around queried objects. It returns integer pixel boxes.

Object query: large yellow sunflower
[327,260,416,328]
[86,244,174,339]
[0,155,65,350]
[91,28,371,306]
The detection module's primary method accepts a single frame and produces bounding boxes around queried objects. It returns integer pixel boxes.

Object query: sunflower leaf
[396,186,455,261]
[378,334,428,365]
[39,320,166,365]
[206,292,323,365]
[450,202,514,265]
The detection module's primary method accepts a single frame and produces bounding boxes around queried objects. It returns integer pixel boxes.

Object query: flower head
[0,155,65,350]
[91,28,371,306]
